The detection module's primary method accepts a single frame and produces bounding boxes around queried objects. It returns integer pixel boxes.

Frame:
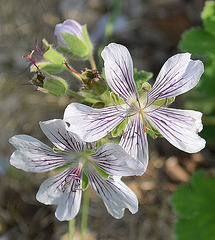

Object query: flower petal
[54,19,83,46]
[119,115,148,170]
[64,102,130,142]
[88,169,138,219]
[39,119,85,152]
[147,53,204,104]
[92,143,145,176]
[36,168,82,221]
[101,43,138,101]
[146,106,206,153]
[9,135,69,172]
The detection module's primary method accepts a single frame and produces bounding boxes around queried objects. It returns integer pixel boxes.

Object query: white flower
[9,119,144,221]
[64,43,206,170]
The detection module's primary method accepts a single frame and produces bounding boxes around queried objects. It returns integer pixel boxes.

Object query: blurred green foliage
[179,1,215,144]
[171,170,215,240]
[133,68,153,90]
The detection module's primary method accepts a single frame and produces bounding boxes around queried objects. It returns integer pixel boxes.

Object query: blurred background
[0,0,213,239]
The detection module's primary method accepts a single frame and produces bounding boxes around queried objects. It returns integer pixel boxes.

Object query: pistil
[61,165,83,192]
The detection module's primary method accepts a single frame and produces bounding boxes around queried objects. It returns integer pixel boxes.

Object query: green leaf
[201,1,215,36]
[146,122,163,139]
[153,96,175,106]
[44,76,68,97]
[184,89,215,143]
[171,170,215,240]
[94,165,109,179]
[82,171,89,190]
[92,102,105,109]
[133,68,153,90]
[198,58,215,97]
[109,92,125,105]
[111,119,127,137]
[179,27,215,57]
[62,32,88,59]
[201,124,215,143]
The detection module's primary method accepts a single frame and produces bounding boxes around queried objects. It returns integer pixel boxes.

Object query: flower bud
[43,76,68,97]
[81,69,107,94]
[54,19,84,46]
[54,19,93,60]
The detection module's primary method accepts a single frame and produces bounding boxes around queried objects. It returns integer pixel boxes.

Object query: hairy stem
[89,54,97,70]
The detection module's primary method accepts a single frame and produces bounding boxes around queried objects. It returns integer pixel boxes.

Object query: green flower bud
[43,76,68,97]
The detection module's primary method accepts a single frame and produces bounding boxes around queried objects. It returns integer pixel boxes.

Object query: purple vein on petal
[88,169,124,199]
[119,115,148,168]
[25,145,69,171]
[92,149,126,174]
[50,129,84,152]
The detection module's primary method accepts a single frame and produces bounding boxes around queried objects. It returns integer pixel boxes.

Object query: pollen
[61,167,82,192]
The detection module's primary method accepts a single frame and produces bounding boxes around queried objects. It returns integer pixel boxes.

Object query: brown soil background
[1,0,214,240]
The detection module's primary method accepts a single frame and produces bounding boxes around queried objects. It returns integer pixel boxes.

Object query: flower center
[61,165,82,192]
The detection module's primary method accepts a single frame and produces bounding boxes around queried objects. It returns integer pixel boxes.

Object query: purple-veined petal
[9,135,70,172]
[145,106,206,153]
[92,143,145,176]
[120,115,148,170]
[39,119,86,153]
[64,102,130,142]
[88,169,138,219]
[147,53,204,105]
[101,43,138,101]
[36,167,82,221]
[54,19,84,47]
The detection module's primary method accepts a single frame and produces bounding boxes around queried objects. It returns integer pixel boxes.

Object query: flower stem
[64,62,82,81]
[67,89,98,104]
[68,218,75,240]
[89,54,97,70]
[81,189,89,240]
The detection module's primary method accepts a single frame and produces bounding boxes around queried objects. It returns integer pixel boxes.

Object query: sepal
[133,68,153,90]
[61,32,89,59]
[43,76,68,97]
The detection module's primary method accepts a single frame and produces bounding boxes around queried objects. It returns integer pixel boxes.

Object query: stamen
[136,97,142,109]
[61,169,82,192]
[144,91,163,109]
[139,110,146,133]
[143,87,149,109]
[139,108,158,138]
[125,111,139,118]
[146,102,166,114]
[144,117,158,139]
[125,100,138,111]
